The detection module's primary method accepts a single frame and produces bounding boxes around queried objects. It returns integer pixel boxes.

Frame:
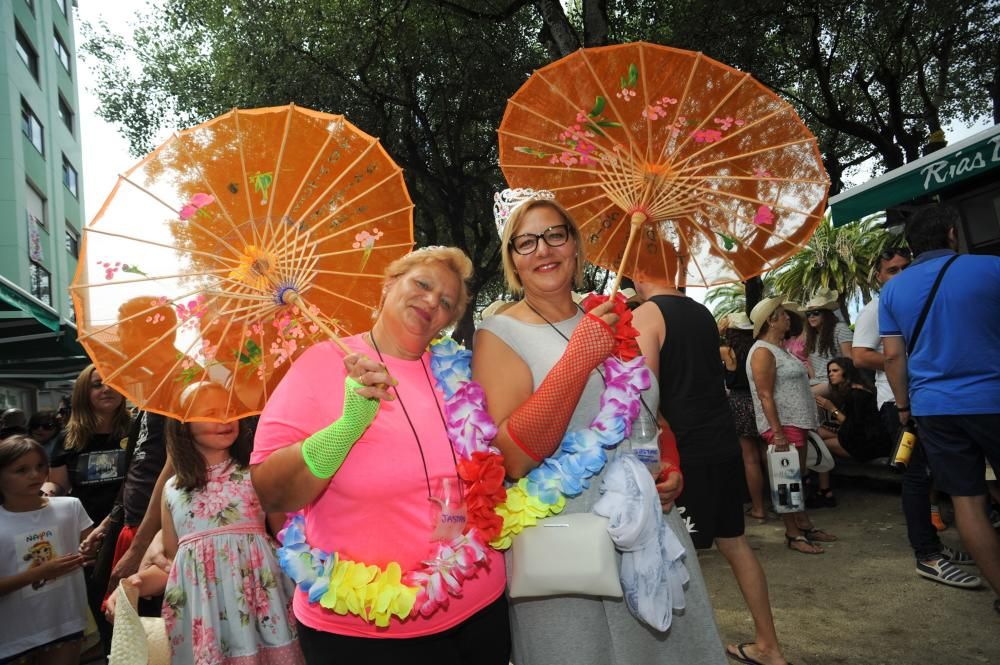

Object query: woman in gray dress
[473,189,727,665]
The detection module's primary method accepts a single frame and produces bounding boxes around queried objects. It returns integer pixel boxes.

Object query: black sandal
[808,488,837,508]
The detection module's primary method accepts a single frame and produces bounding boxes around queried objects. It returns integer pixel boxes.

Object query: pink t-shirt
[251,335,505,638]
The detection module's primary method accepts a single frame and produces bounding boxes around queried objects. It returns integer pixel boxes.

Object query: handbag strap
[907,255,958,356]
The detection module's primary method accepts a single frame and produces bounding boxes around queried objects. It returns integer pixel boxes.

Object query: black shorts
[915,413,1000,497]
[297,593,510,665]
[675,455,746,549]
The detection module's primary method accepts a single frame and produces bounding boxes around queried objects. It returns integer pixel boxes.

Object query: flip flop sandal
[785,534,823,554]
[726,641,794,665]
[802,527,837,542]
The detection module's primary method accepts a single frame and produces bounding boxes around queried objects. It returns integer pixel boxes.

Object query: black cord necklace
[368,328,460,499]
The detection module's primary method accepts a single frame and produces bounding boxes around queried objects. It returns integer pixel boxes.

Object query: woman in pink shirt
[251,247,508,664]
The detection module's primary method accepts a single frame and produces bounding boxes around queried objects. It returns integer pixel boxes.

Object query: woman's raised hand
[586,299,620,328]
[343,353,396,401]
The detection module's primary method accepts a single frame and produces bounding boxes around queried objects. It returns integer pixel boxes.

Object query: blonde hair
[64,365,131,452]
[500,199,585,296]
[382,246,474,327]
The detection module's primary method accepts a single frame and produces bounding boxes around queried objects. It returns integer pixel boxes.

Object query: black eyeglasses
[35,422,58,430]
[805,309,825,317]
[509,225,571,255]
[879,247,911,261]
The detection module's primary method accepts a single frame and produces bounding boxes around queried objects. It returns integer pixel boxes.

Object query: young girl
[0,436,96,665]
[125,384,303,664]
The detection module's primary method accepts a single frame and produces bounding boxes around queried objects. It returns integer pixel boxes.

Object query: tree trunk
[582,0,608,47]
[744,276,764,316]
[452,293,477,348]
[534,0,580,57]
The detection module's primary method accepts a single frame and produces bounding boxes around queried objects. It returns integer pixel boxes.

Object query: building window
[62,155,78,197]
[54,30,71,75]
[65,226,80,258]
[58,95,75,134]
[29,261,52,306]
[26,181,46,230]
[15,24,39,81]
[21,98,44,155]
[55,0,66,17]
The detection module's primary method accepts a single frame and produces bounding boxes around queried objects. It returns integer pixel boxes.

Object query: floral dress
[162,460,303,665]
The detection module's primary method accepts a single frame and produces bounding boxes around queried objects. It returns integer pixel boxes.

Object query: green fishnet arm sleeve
[301,377,381,479]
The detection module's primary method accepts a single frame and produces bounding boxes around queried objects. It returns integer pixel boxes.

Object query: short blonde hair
[500,199,586,295]
[383,246,474,327]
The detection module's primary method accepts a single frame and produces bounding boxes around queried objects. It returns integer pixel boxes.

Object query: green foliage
[705,276,775,320]
[81,0,547,343]
[769,213,893,321]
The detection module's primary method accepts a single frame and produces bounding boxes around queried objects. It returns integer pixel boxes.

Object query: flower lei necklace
[277,294,649,626]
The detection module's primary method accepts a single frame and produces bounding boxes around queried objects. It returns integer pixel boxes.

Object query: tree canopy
[83,0,998,339]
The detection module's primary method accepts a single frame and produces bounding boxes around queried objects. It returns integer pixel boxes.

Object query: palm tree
[770,212,893,323]
[705,275,776,320]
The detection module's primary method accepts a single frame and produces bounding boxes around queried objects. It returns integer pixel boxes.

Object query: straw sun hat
[726,312,754,331]
[749,296,789,337]
[802,288,839,312]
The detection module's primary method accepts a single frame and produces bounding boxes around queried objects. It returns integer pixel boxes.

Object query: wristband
[896,405,910,412]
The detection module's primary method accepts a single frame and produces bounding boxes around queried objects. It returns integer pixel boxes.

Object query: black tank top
[651,295,740,463]
[724,347,751,392]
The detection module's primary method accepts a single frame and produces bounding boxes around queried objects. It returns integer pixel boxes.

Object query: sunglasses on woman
[805,310,825,317]
[509,225,570,255]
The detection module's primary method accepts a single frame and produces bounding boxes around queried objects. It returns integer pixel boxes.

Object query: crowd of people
[0,198,997,665]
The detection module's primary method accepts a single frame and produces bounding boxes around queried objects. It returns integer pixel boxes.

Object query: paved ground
[697,485,999,665]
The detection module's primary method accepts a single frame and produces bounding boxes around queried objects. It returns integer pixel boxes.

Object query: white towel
[593,454,689,631]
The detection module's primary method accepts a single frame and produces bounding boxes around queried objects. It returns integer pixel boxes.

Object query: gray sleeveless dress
[478,312,727,665]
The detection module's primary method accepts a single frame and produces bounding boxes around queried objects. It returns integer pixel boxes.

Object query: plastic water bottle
[624,410,661,477]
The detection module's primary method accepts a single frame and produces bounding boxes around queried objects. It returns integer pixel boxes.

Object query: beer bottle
[889,421,917,471]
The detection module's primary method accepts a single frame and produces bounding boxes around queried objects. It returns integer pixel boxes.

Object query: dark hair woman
[814,357,891,464]
[802,291,853,397]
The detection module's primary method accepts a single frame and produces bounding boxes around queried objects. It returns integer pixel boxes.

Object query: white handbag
[108,580,170,665]
[508,512,622,598]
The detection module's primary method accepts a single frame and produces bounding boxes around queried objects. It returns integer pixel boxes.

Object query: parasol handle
[282,291,353,356]
[609,211,648,298]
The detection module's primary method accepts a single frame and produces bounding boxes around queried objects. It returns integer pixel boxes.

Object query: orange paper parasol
[72,105,413,422]
[499,42,829,290]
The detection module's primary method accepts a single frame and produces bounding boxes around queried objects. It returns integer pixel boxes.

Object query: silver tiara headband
[493,188,557,238]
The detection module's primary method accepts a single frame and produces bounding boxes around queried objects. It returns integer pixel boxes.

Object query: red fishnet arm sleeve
[506,314,614,461]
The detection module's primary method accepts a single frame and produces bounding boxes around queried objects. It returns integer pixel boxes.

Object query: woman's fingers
[344,352,395,399]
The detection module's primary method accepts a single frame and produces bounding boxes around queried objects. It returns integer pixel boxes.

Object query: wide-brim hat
[803,288,839,312]
[750,296,785,337]
[781,299,803,314]
[727,312,754,330]
[749,296,787,337]
[806,431,836,473]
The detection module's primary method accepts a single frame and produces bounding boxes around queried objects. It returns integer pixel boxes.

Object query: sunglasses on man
[879,247,911,261]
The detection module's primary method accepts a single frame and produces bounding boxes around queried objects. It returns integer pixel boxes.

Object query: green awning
[830,124,1000,227]
[0,277,60,331]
